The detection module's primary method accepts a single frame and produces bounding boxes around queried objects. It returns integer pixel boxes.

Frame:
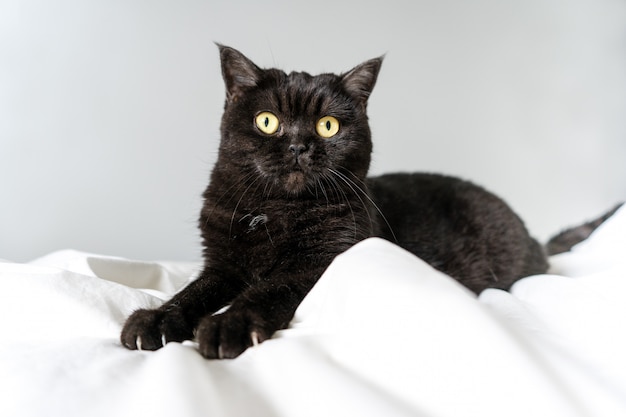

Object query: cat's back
[367,173,548,292]
[368,173,504,233]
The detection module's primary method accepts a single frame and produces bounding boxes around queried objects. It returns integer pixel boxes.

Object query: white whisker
[326,172,358,239]
[229,176,261,239]
[335,167,398,243]
[328,168,374,238]
[203,170,258,228]
[317,178,330,207]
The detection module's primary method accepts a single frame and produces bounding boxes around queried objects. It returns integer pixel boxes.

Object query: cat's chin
[283,171,309,194]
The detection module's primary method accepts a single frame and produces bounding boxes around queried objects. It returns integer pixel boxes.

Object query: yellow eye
[255,112,280,135]
[316,116,340,138]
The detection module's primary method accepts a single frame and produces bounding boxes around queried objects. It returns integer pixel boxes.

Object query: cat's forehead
[258,69,346,115]
[282,70,339,90]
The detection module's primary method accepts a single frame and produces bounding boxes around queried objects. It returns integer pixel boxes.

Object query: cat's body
[369,173,547,293]
[121,45,599,359]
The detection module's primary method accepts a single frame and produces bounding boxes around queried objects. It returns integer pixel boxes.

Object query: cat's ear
[341,56,383,105]
[217,44,263,102]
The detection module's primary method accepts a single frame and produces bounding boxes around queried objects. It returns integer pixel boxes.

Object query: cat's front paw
[195,309,271,359]
[120,307,193,351]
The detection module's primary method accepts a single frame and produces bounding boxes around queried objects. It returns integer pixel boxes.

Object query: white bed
[1,206,625,417]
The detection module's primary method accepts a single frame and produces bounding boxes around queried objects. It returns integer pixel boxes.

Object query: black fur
[120,45,612,359]
[368,173,547,293]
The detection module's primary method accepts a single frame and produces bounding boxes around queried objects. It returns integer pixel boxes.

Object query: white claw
[251,331,260,347]
[136,336,143,351]
[161,334,167,347]
[218,345,224,360]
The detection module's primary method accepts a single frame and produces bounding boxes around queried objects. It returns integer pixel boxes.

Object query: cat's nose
[289,143,308,157]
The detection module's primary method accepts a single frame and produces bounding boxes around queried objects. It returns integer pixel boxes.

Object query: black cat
[120,45,611,359]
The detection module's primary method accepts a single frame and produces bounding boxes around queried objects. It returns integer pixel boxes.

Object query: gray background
[2,0,625,262]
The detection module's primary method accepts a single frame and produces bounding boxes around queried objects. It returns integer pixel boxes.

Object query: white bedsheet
[1,206,625,417]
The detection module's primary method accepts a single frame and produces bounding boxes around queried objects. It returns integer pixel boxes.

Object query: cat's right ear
[217,44,263,103]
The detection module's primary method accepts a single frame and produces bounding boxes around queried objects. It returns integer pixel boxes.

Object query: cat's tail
[545,203,623,255]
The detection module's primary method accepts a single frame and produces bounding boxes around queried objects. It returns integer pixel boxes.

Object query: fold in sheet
[0,207,625,417]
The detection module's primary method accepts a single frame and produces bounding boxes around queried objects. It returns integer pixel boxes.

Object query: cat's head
[216,45,382,195]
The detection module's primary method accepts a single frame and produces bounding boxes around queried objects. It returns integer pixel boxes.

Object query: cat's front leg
[195,269,323,359]
[120,270,239,351]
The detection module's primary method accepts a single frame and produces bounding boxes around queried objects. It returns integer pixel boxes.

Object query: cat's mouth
[255,157,317,195]
[280,156,315,194]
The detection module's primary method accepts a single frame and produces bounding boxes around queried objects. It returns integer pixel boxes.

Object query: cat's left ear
[341,56,384,105]
[217,44,263,103]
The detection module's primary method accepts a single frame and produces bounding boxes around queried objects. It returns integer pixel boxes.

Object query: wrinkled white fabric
[1,207,625,417]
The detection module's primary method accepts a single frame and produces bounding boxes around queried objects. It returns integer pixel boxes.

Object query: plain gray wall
[2,0,625,262]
